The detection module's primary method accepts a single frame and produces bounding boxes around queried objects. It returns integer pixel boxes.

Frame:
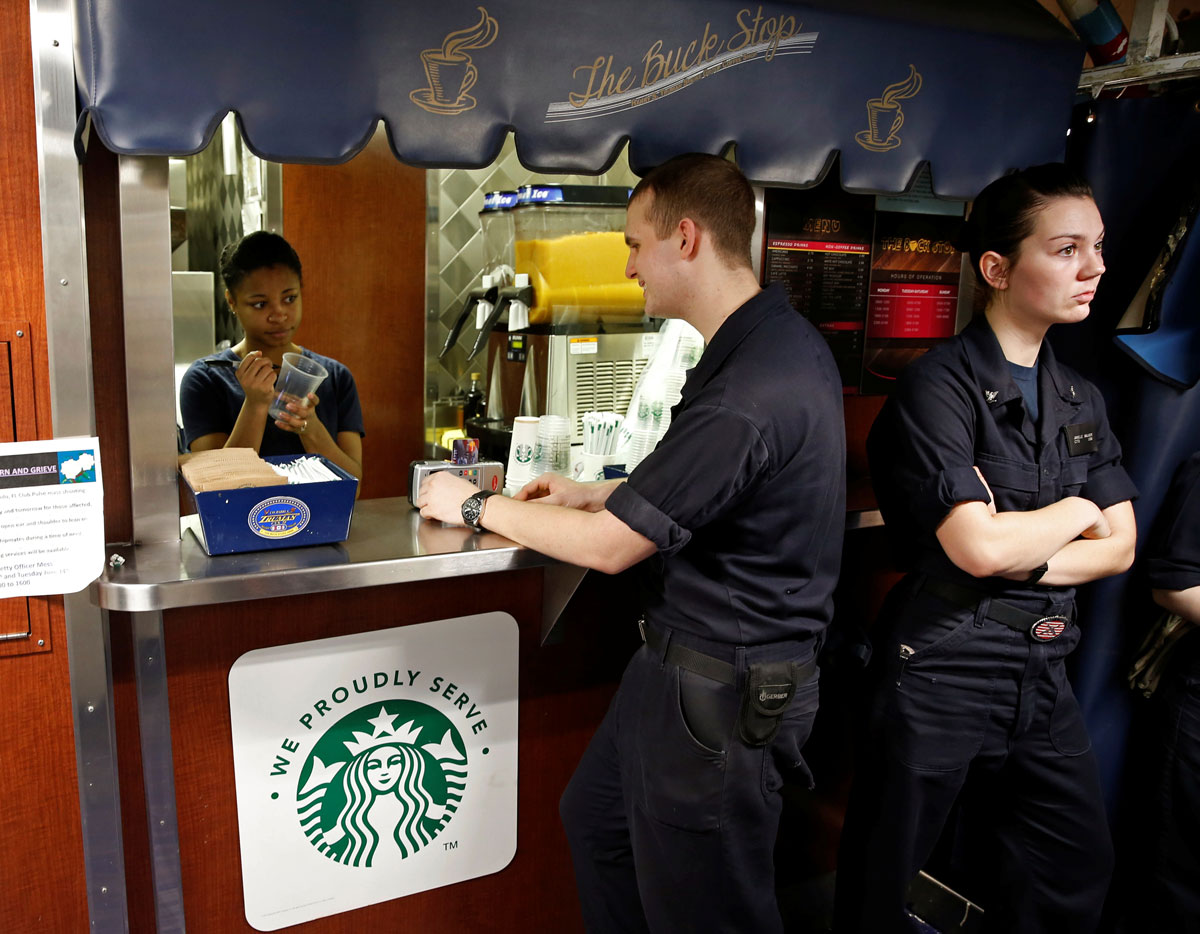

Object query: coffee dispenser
[439,190,516,360]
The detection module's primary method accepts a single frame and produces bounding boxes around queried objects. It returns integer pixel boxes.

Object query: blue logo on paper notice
[0,448,96,489]
[248,497,311,539]
[57,450,97,483]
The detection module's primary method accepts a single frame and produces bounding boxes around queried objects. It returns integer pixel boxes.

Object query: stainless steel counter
[93,497,575,615]
[93,497,883,618]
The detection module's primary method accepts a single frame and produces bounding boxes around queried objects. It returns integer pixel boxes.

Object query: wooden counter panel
[150,568,636,933]
[82,140,134,544]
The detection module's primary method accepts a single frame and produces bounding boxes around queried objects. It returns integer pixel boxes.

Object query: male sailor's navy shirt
[605,283,846,645]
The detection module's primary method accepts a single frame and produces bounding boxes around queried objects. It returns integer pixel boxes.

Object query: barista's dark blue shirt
[868,315,1137,601]
[180,347,364,455]
[1145,452,1200,593]
[605,283,846,645]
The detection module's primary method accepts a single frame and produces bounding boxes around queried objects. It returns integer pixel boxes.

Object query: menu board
[860,204,967,394]
[761,169,968,395]
[762,181,876,393]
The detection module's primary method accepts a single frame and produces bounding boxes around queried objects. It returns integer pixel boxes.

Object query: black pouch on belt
[738,661,796,747]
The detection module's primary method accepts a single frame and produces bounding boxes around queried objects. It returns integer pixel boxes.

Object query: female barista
[834,164,1137,933]
[180,231,364,481]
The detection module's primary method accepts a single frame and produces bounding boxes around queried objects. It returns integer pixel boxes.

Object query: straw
[582,411,623,455]
[270,456,341,484]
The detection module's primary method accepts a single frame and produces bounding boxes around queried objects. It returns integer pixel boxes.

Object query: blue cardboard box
[183,456,358,556]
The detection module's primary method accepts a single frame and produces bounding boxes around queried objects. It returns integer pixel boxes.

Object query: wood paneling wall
[0,3,89,931]
[83,141,134,544]
[282,132,427,500]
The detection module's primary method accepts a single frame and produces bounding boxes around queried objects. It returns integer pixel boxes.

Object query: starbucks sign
[228,614,519,930]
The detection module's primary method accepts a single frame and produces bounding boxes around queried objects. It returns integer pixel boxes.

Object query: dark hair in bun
[962,163,1094,298]
[220,231,303,296]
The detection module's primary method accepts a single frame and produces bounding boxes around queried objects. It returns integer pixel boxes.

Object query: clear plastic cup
[268,352,328,421]
[534,416,572,475]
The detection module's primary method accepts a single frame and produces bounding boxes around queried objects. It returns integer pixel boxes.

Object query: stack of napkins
[179,448,283,492]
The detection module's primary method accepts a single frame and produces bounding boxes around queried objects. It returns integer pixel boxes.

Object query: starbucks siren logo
[296,701,467,867]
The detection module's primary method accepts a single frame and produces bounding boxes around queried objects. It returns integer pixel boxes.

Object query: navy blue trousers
[559,626,819,933]
[835,578,1114,934]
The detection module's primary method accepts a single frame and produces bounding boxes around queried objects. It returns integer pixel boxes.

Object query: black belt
[639,619,818,685]
[922,577,1071,643]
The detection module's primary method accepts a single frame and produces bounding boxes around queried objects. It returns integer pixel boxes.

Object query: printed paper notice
[0,437,104,596]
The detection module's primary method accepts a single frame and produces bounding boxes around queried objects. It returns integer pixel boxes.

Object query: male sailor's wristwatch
[461,490,496,532]
[1027,562,1049,584]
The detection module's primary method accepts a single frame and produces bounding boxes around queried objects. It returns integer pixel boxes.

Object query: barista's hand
[416,471,481,526]
[235,350,278,408]
[276,392,317,436]
[515,473,620,511]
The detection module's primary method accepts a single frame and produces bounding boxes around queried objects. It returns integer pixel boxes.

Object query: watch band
[1027,562,1049,584]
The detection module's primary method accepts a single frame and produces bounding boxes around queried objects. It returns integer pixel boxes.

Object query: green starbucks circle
[295,700,468,867]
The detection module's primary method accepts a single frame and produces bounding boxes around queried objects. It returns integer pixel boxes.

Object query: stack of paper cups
[505,416,539,495]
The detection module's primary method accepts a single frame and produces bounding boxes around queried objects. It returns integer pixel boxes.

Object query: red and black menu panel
[860,211,965,394]
[762,181,875,393]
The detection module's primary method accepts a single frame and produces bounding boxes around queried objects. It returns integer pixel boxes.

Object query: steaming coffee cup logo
[411,6,499,115]
[855,65,923,152]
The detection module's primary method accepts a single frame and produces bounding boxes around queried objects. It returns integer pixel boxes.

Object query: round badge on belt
[1030,616,1068,642]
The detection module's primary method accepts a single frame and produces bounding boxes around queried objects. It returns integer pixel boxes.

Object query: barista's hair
[631,153,755,269]
[961,163,1094,300]
[219,231,303,296]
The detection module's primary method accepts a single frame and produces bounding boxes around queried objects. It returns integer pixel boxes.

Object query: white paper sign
[0,436,104,597]
[228,614,519,931]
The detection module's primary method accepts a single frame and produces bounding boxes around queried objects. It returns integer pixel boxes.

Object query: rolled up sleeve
[605,482,690,554]
[605,404,769,558]
[917,465,992,520]
[870,365,991,537]
[1084,462,1138,510]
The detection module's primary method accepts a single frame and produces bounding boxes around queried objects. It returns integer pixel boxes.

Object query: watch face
[463,491,494,530]
[462,494,482,529]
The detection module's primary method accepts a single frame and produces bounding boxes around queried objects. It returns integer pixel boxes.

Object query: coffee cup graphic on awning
[856,65,923,152]
[411,6,500,115]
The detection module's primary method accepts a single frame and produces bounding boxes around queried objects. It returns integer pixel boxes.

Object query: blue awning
[74,0,1083,199]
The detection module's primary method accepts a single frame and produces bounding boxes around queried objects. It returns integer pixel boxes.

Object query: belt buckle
[1030,615,1068,642]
